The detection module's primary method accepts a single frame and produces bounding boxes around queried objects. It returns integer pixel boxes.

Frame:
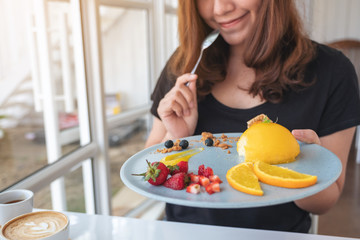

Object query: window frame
[4,0,177,216]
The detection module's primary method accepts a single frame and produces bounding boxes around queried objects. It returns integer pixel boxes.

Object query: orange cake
[237,114,300,164]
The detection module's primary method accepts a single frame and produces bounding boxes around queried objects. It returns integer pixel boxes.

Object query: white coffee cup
[0,189,34,227]
[1,211,69,240]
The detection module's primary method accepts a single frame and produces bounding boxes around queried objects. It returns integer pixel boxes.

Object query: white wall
[0,0,32,81]
[302,0,360,43]
[101,8,150,111]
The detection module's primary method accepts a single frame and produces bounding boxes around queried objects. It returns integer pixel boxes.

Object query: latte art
[23,220,59,237]
[2,211,68,240]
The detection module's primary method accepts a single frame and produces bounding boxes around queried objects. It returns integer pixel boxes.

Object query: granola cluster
[201,132,233,150]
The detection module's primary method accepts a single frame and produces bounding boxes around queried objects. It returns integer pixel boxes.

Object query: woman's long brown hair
[168,0,316,103]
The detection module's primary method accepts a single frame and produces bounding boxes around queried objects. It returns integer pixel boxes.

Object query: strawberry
[205,182,221,195]
[132,160,169,186]
[163,172,190,190]
[199,176,210,187]
[198,164,205,176]
[209,175,223,183]
[168,161,188,175]
[198,164,214,178]
[204,167,214,178]
[186,183,201,194]
[189,173,200,183]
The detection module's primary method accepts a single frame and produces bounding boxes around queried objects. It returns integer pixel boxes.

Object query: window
[0,0,178,217]
[0,0,92,211]
[98,0,178,216]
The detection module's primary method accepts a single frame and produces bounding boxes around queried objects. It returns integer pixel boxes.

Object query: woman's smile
[218,11,250,30]
[196,0,261,46]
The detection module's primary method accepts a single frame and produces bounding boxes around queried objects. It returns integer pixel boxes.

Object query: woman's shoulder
[312,41,353,68]
[306,41,356,82]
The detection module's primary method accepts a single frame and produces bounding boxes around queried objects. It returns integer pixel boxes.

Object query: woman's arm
[292,127,356,214]
[145,117,171,148]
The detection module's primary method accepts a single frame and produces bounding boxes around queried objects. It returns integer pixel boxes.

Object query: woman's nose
[213,0,235,16]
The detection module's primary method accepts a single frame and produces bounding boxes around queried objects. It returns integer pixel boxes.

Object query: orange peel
[253,161,317,188]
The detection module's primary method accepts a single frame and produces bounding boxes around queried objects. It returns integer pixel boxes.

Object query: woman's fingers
[165,93,189,117]
[176,74,197,107]
[158,74,197,118]
[176,73,197,86]
[187,75,198,109]
[292,129,321,145]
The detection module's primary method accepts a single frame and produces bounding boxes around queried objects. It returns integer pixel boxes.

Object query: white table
[64,211,358,240]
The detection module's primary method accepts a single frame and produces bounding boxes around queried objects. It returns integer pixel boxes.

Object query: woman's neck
[210,44,265,109]
[227,48,254,90]
[229,43,247,60]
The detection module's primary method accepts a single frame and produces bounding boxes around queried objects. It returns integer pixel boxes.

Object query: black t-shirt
[150,43,360,232]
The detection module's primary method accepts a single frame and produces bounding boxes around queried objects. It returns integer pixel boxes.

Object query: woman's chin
[221,32,248,48]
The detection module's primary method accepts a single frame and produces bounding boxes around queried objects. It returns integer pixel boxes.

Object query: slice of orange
[253,161,317,188]
[226,162,263,196]
[160,148,204,166]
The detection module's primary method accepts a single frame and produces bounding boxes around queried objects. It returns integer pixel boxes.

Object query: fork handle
[185,49,204,86]
[191,49,204,74]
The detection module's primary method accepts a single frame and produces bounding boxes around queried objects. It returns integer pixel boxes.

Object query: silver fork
[185,29,220,87]
[190,29,220,74]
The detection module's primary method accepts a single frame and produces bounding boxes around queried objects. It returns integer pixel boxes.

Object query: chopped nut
[218,143,232,149]
[214,139,220,146]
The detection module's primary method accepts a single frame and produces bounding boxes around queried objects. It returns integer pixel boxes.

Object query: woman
[146,0,360,232]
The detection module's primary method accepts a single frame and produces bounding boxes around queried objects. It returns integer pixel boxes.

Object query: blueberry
[205,138,213,146]
[179,139,189,149]
[164,140,174,148]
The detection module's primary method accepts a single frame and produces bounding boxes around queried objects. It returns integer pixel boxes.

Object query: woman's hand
[292,129,321,145]
[291,127,355,214]
[157,74,198,139]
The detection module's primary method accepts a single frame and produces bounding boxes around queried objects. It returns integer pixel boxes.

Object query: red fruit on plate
[163,172,190,190]
[198,164,214,178]
[186,183,201,194]
[204,167,214,178]
[168,161,188,175]
[205,182,221,195]
[198,164,205,176]
[209,175,223,183]
[132,160,169,186]
[189,173,200,184]
[199,176,210,187]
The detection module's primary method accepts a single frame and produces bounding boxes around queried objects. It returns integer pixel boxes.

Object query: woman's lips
[219,12,249,29]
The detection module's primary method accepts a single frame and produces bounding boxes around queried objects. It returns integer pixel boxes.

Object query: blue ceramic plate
[120,133,342,208]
